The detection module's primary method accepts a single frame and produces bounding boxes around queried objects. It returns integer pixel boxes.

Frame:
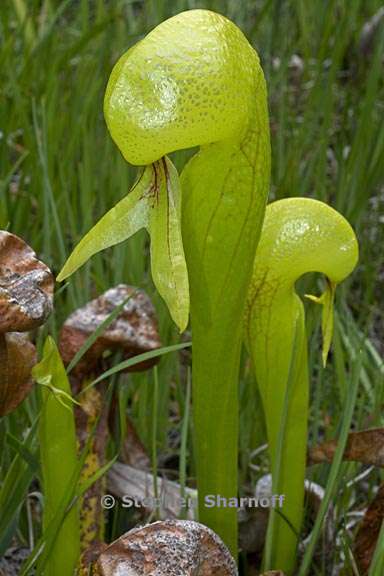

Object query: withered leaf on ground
[0,231,54,333]
[308,428,384,467]
[119,415,151,470]
[0,333,36,417]
[107,396,150,470]
[0,231,53,416]
[59,284,161,378]
[354,483,384,575]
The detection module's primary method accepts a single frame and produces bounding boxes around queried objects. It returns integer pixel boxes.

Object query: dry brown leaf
[74,382,109,553]
[120,416,151,469]
[59,284,161,377]
[308,428,384,467]
[0,333,36,416]
[0,231,52,416]
[354,483,384,575]
[0,231,54,333]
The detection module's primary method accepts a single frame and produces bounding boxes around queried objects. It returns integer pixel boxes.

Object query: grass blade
[80,342,191,393]
[298,352,363,575]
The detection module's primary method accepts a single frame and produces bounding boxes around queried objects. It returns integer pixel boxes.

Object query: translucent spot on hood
[142,70,179,130]
[280,218,311,243]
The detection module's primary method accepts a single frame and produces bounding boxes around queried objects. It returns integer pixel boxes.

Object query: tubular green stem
[104,10,271,555]
[181,109,270,554]
[57,9,271,556]
[245,198,358,574]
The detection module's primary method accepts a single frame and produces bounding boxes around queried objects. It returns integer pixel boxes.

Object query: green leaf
[79,341,192,394]
[32,336,80,576]
[149,157,189,332]
[66,292,134,374]
[305,280,336,367]
[57,157,190,332]
[56,167,151,281]
[298,352,362,576]
[0,419,39,556]
[20,398,109,576]
[5,432,40,471]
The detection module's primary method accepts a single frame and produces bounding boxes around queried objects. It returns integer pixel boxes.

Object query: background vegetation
[1,0,383,574]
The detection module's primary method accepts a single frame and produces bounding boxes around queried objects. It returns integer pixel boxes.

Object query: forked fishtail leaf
[149,157,189,332]
[56,167,152,281]
[57,158,189,332]
[305,280,337,366]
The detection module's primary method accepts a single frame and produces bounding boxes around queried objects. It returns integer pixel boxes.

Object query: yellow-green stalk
[57,10,271,555]
[244,198,358,574]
